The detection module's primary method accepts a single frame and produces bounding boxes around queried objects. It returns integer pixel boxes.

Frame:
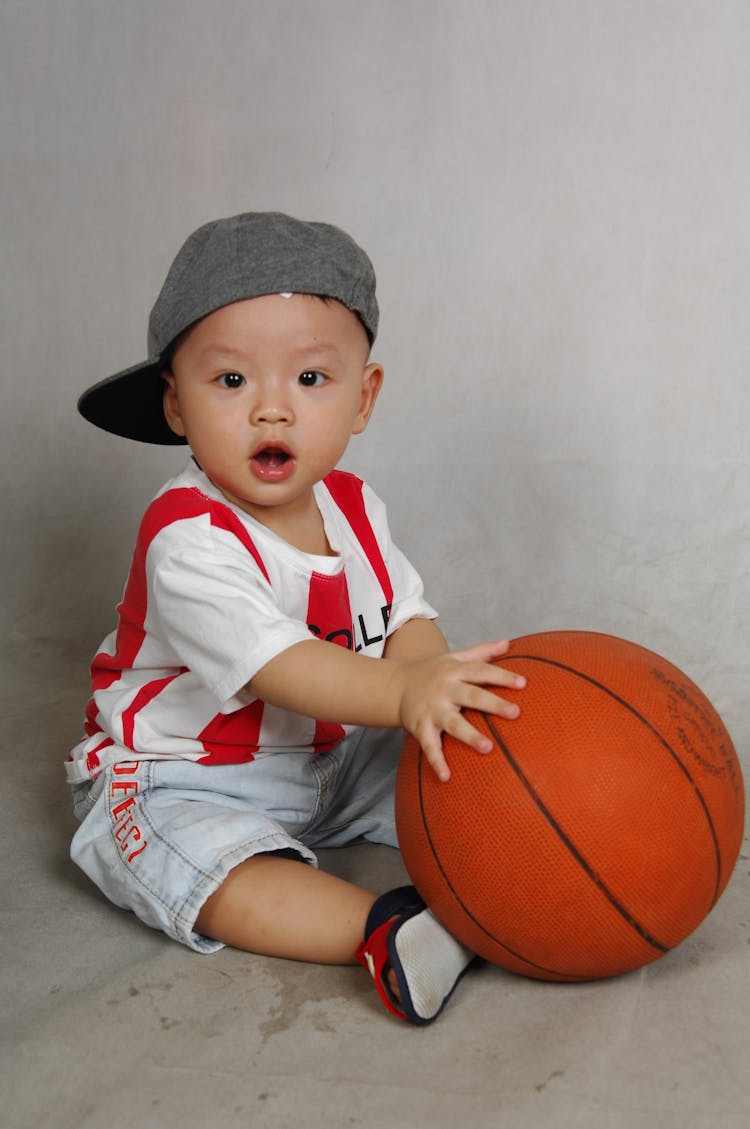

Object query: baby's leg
[196,857,474,1027]
[196,853,378,964]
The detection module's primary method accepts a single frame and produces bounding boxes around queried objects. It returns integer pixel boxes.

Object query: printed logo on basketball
[651,668,742,795]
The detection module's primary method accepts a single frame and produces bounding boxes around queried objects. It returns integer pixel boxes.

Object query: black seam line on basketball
[481,713,669,955]
[508,653,723,907]
[416,749,584,980]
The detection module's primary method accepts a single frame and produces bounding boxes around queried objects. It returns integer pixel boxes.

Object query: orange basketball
[395,631,745,981]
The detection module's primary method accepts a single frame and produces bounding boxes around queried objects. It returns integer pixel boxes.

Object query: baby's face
[162,293,382,539]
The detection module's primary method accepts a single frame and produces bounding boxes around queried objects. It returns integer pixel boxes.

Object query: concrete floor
[3,639,749,1129]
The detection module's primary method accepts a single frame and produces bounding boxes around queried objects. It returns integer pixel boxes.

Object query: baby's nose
[252,399,293,425]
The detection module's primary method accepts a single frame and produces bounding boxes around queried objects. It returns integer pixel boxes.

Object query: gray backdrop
[3,0,748,764]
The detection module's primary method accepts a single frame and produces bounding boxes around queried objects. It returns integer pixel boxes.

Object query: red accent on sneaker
[355,920,407,1022]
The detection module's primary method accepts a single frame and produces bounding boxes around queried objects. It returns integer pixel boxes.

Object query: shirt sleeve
[358,481,439,634]
[146,519,314,704]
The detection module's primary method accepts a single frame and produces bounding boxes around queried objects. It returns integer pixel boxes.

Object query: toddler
[69,212,525,1024]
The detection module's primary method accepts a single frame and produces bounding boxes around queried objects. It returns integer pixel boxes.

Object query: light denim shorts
[70,726,401,952]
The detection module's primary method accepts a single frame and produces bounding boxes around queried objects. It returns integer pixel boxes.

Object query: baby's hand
[395,639,525,782]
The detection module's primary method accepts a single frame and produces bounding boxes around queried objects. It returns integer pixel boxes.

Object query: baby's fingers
[445,711,497,757]
[419,691,521,783]
[453,639,513,665]
[420,715,491,782]
[463,683,523,721]
[417,726,453,783]
[443,683,524,762]
[458,661,526,698]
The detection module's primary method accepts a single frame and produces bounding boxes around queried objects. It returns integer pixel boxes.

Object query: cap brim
[77,361,187,445]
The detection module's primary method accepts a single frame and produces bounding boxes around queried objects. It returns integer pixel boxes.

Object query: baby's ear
[352,363,384,435]
[162,370,187,438]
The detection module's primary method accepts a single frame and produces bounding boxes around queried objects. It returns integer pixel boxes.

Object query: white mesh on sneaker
[392,908,474,1021]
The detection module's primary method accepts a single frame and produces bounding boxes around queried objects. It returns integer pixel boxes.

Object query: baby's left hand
[395,639,526,782]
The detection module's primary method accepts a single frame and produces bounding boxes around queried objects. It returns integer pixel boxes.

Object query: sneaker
[356,885,477,1025]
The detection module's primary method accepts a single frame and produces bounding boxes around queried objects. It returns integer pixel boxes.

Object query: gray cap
[77,211,379,444]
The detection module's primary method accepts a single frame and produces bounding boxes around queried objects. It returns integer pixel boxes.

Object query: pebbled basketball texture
[395,631,745,981]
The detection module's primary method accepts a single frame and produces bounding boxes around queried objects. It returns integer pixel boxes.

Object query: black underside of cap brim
[77,362,188,445]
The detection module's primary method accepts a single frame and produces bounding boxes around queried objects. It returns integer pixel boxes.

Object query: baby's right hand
[395,640,526,782]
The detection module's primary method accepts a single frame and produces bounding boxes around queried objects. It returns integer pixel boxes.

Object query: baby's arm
[247,620,525,782]
[381,615,449,661]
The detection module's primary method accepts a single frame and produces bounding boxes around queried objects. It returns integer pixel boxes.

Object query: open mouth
[250,445,295,482]
[254,447,290,469]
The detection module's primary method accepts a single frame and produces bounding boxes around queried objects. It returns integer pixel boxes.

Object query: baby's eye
[217,372,245,389]
[298,370,327,388]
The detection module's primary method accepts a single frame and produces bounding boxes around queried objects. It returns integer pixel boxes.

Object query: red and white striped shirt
[66,460,436,782]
